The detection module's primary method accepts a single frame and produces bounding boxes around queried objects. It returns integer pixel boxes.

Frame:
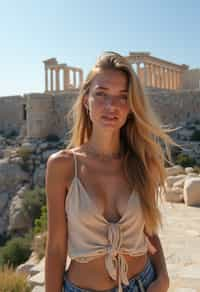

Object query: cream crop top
[65,151,157,292]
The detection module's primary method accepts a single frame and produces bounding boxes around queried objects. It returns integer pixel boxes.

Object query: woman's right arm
[45,151,73,292]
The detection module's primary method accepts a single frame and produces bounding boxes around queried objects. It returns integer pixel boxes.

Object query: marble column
[45,67,48,92]
[79,70,83,87]
[73,70,76,88]
[176,71,180,89]
[171,70,174,89]
[179,72,183,89]
[151,64,155,87]
[64,68,69,90]
[173,71,177,89]
[55,68,60,91]
[149,64,153,87]
[166,69,170,89]
[50,68,54,92]
[147,64,152,87]
[143,63,148,87]
[162,67,166,89]
[155,65,159,88]
[147,63,152,87]
[172,70,176,89]
[167,69,171,89]
[136,62,142,80]
[158,66,162,88]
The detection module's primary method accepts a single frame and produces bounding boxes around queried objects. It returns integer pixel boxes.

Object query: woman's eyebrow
[94,86,128,93]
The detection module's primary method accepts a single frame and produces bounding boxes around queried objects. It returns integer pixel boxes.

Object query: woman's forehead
[90,69,128,90]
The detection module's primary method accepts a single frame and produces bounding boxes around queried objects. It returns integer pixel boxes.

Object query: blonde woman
[45,52,178,292]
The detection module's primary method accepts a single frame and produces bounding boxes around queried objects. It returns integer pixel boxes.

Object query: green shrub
[194,119,200,125]
[20,162,30,172]
[0,236,32,268]
[193,165,200,174]
[0,265,31,292]
[22,187,46,226]
[175,153,196,167]
[17,146,32,161]
[45,134,60,142]
[4,129,18,139]
[34,205,47,234]
[190,129,200,141]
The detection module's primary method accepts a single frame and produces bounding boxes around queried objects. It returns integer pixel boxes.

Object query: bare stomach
[65,253,148,290]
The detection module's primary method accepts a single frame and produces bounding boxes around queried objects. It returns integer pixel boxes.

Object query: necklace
[86,145,122,161]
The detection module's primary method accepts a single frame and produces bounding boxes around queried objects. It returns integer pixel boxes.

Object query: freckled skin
[84,69,131,132]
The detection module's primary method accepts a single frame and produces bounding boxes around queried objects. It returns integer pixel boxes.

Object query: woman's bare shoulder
[46,149,75,181]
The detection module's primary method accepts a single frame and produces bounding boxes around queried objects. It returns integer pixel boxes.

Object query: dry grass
[0,265,31,292]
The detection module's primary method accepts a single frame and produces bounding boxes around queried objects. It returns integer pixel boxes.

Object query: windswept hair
[66,51,182,235]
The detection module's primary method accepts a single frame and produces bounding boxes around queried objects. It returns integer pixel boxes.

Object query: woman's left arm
[146,233,170,292]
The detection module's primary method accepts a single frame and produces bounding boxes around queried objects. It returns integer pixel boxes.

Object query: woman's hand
[147,274,170,292]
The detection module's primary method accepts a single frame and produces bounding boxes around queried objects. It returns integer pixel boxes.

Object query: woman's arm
[146,232,170,291]
[45,151,72,292]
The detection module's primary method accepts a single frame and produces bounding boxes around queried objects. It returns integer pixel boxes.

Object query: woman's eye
[95,91,106,97]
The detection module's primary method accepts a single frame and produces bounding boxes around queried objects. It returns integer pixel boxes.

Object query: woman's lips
[102,116,118,121]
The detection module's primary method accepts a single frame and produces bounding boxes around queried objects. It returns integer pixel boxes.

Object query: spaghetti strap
[72,151,78,178]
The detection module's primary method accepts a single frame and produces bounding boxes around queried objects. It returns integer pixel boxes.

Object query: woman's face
[84,69,130,131]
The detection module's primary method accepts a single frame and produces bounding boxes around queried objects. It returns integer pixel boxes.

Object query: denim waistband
[63,257,156,292]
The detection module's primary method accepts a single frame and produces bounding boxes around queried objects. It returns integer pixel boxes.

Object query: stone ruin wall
[145,88,200,126]
[0,89,199,140]
[182,69,200,90]
[0,95,25,134]
[25,91,77,139]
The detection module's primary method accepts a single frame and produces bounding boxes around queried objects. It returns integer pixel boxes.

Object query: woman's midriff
[65,253,148,290]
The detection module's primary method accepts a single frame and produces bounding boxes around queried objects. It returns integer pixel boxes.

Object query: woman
[45,51,179,292]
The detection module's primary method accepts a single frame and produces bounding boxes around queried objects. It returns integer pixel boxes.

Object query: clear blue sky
[0,0,200,97]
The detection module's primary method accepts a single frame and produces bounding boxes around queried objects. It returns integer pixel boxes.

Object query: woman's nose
[105,96,119,107]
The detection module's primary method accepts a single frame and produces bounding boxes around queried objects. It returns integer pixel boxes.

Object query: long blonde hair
[66,51,181,235]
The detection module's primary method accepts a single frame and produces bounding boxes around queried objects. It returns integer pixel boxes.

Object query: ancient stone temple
[43,58,83,93]
[0,52,200,139]
[126,52,189,90]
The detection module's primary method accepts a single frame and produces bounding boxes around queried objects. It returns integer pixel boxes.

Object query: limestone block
[164,187,184,203]
[39,142,49,151]
[173,178,185,188]
[184,177,200,206]
[166,165,185,176]
[8,185,32,232]
[32,286,44,292]
[185,167,194,174]
[187,173,199,177]
[22,142,37,153]
[165,175,186,188]
[0,158,29,192]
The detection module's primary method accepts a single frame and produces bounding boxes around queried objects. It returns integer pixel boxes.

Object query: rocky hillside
[0,118,200,238]
[0,134,67,238]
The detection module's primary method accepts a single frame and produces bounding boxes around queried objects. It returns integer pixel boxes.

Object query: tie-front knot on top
[105,223,129,292]
[107,223,122,255]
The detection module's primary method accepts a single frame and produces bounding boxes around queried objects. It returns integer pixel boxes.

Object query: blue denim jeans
[63,258,156,292]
